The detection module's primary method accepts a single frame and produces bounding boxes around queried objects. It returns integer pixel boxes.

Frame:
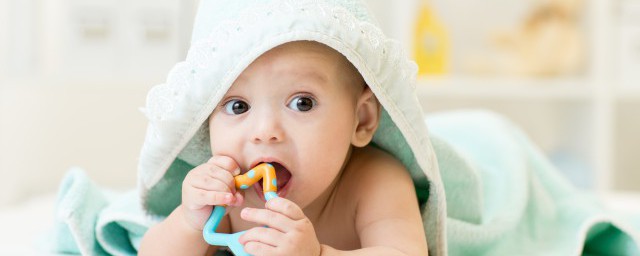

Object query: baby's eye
[223,99,250,115]
[287,95,316,112]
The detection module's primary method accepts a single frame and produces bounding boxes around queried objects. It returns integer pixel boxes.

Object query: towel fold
[47,169,155,255]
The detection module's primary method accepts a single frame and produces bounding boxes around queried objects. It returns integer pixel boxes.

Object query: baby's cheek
[309,161,343,188]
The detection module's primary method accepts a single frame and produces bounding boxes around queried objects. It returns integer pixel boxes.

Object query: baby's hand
[181,155,244,231]
[239,197,321,256]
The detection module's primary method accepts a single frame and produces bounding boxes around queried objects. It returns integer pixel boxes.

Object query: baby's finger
[230,191,245,207]
[184,188,233,209]
[190,173,232,193]
[238,227,283,247]
[265,197,306,221]
[243,241,278,256]
[207,155,240,175]
[240,207,293,233]
[207,167,237,193]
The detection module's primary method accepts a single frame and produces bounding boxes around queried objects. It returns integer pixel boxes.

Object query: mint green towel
[47,169,152,255]
[429,110,640,255]
[46,110,640,255]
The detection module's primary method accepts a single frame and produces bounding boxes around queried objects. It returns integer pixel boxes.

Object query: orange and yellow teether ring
[203,163,278,256]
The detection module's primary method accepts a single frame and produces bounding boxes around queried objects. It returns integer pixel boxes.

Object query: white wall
[3,0,40,78]
[0,0,8,78]
[0,0,198,207]
[0,82,150,206]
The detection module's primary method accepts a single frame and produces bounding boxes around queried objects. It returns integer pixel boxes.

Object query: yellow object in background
[413,2,450,75]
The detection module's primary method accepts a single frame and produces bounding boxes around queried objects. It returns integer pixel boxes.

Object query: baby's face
[208,41,364,208]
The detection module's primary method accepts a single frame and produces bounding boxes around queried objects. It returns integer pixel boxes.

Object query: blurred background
[0,0,639,210]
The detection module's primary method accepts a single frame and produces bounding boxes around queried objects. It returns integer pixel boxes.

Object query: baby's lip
[248,157,288,172]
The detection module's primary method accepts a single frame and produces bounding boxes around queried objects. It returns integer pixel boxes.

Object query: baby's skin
[139,41,428,256]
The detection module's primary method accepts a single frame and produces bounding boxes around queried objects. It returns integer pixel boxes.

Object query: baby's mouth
[253,162,292,194]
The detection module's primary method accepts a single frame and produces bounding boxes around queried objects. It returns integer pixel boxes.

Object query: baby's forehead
[262,41,353,72]
[272,41,345,59]
[236,41,365,92]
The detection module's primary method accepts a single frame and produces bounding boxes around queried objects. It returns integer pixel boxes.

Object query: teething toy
[203,163,278,256]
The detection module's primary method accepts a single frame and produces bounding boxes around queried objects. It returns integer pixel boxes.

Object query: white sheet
[0,194,56,255]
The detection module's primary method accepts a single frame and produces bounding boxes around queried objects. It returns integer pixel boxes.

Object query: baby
[140,41,428,255]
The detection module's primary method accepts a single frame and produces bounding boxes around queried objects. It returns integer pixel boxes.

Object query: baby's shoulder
[341,146,413,194]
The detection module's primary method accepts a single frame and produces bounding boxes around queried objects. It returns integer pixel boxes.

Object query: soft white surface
[0,193,56,255]
[0,191,638,254]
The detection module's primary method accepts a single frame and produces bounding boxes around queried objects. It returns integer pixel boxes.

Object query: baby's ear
[352,87,381,147]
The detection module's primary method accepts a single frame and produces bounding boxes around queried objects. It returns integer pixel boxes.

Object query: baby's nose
[251,114,284,144]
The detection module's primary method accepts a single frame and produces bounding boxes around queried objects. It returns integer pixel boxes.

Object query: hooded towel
[136,0,447,255]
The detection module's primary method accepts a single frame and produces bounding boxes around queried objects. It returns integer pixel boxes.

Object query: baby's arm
[324,150,428,256]
[138,204,230,255]
[139,156,242,255]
